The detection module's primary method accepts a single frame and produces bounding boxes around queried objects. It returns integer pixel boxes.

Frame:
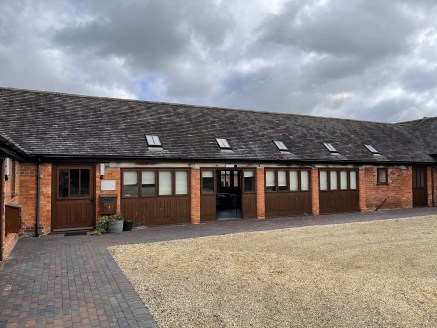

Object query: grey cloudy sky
[1,0,437,122]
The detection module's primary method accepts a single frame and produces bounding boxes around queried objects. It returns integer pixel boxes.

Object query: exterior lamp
[100,163,105,179]
[4,158,10,181]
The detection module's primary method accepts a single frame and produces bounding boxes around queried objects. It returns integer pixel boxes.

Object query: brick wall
[190,168,200,224]
[96,165,121,222]
[18,163,52,235]
[361,166,413,211]
[1,161,52,259]
[256,167,265,219]
[1,161,21,259]
[311,168,319,215]
[427,166,433,207]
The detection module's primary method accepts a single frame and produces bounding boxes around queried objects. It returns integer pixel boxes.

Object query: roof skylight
[215,138,231,149]
[323,142,338,153]
[273,140,288,151]
[364,144,379,154]
[145,135,162,147]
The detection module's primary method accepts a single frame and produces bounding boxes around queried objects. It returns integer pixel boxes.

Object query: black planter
[123,220,133,231]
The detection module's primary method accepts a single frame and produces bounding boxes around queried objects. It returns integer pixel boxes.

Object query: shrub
[88,214,124,235]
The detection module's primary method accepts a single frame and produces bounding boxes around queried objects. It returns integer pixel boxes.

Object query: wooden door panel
[265,192,312,217]
[52,165,95,230]
[121,197,190,226]
[242,194,256,219]
[319,190,359,214]
[201,195,216,221]
[412,167,427,207]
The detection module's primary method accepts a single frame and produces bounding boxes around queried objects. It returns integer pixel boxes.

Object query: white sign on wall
[101,180,116,191]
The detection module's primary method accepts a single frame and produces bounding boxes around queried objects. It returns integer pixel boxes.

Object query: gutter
[35,158,41,237]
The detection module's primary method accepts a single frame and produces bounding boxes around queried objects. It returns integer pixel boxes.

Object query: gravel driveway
[110,216,437,328]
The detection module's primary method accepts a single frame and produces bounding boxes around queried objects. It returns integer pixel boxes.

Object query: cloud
[1,0,437,122]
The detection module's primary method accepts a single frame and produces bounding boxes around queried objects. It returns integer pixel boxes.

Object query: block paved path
[1,207,437,327]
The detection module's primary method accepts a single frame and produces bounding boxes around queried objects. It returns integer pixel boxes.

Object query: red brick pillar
[427,166,433,207]
[256,167,265,219]
[358,167,367,212]
[190,168,201,224]
[311,168,319,216]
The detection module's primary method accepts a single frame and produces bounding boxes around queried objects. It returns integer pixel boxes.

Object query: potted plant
[123,219,133,231]
[107,215,124,233]
[88,215,114,235]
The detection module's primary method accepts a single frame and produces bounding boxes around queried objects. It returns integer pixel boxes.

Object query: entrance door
[412,167,427,207]
[216,170,241,219]
[52,165,95,230]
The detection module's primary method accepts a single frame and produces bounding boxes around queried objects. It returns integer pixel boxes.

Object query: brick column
[256,167,265,219]
[190,168,201,224]
[427,166,433,207]
[358,167,367,212]
[311,168,319,216]
[96,165,121,221]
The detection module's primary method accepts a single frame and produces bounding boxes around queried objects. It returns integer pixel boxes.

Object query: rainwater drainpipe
[35,158,41,237]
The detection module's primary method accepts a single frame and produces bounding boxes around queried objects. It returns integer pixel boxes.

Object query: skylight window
[145,135,162,147]
[323,142,338,153]
[215,138,231,149]
[364,144,379,154]
[273,140,288,151]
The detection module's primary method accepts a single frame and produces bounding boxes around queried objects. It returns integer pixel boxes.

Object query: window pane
[378,169,387,184]
[80,169,90,197]
[330,171,338,190]
[202,171,214,193]
[266,170,276,192]
[289,171,298,191]
[123,171,138,197]
[221,171,231,187]
[320,171,328,190]
[141,171,156,196]
[159,171,172,195]
[175,171,188,195]
[59,169,69,198]
[243,170,255,192]
[278,170,287,191]
[233,171,239,187]
[301,171,309,191]
[340,171,348,190]
[350,171,357,190]
[70,169,80,197]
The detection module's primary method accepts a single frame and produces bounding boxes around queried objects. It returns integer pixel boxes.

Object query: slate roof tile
[0,87,434,164]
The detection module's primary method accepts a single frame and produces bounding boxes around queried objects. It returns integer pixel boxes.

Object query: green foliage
[88,215,124,236]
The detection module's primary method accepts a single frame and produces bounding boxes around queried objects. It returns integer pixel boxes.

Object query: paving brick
[1,207,436,327]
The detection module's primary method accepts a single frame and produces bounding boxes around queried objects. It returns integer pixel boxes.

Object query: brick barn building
[1,87,436,260]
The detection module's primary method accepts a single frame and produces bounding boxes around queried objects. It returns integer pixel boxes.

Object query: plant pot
[108,220,124,233]
[123,220,133,231]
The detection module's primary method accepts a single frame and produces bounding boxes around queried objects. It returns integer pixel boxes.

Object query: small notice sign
[101,180,116,191]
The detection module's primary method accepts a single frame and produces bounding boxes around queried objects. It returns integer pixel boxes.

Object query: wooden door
[241,169,256,219]
[200,169,216,221]
[412,167,427,207]
[319,169,359,214]
[52,165,95,230]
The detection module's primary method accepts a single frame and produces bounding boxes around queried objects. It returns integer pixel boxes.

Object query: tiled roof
[0,87,434,164]
[396,118,437,155]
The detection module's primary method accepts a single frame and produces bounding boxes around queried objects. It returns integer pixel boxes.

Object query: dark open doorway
[216,170,242,220]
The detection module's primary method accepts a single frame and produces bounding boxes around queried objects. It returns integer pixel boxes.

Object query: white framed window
[175,171,188,195]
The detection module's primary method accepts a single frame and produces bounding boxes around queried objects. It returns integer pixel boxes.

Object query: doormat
[64,231,88,237]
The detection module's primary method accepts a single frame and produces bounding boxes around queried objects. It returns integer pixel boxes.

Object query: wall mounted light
[100,163,105,179]
[4,158,10,181]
